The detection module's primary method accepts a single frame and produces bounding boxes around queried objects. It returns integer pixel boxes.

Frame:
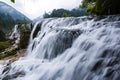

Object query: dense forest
[0,12,30,32]
[0,12,16,31]
[43,8,88,18]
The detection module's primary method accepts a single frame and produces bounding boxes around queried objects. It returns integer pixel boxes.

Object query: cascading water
[1,16,120,80]
[9,25,20,45]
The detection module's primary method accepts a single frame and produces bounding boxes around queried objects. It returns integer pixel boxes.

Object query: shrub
[0,49,16,59]
[0,29,6,41]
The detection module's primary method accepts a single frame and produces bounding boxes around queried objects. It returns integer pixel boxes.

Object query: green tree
[81,0,120,15]
[62,12,69,17]
[11,0,15,3]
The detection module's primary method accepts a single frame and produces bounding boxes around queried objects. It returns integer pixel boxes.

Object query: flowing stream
[1,16,120,80]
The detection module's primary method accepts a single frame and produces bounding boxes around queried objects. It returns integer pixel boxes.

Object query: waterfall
[1,16,120,80]
[9,25,20,44]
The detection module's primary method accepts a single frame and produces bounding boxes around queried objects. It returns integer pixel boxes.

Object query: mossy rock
[18,30,31,49]
[2,71,25,80]
[33,24,41,39]
[0,49,17,59]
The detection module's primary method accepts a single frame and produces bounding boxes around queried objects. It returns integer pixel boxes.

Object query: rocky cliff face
[0,23,32,61]
[9,23,32,49]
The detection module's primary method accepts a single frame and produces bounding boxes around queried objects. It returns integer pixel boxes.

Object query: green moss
[0,55,4,59]
[86,2,95,12]
[4,49,16,57]
[0,41,16,59]
[11,0,15,3]
[0,29,6,41]
[62,12,70,17]
[18,30,31,49]
[0,41,10,52]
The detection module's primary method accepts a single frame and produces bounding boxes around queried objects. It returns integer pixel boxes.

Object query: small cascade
[9,25,20,45]
[1,16,120,80]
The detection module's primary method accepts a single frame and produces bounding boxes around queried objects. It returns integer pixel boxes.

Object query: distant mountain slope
[0,1,31,32]
[33,8,87,22]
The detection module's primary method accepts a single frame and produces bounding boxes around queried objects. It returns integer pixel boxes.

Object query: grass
[0,41,10,52]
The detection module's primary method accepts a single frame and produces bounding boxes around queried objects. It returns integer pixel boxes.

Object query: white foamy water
[9,25,20,44]
[1,16,120,80]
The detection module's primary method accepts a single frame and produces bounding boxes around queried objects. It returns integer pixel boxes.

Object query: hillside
[33,8,87,22]
[0,1,31,32]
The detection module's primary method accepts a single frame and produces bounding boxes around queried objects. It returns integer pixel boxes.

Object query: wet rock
[103,67,120,80]
[9,24,32,49]
[90,59,103,71]
[105,57,119,67]
[0,47,17,59]
[103,67,114,77]
[94,16,106,21]
[2,66,11,74]
[18,30,31,49]
[2,71,25,80]
[33,23,41,39]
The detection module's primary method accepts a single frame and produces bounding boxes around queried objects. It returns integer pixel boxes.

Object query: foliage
[43,12,50,18]
[62,12,69,17]
[0,29,6,41]
[0,12,15,32]
[81,0,120,15]
[0,12,30,33]
[11,0,15,3]
[0,48,16,59]
[0,41,10,52]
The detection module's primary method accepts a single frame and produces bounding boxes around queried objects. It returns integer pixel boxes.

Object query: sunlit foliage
[11,0,15,3]
[81,0,120,15]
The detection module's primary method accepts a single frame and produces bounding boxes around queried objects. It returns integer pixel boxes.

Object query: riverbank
[0,49,25,65]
